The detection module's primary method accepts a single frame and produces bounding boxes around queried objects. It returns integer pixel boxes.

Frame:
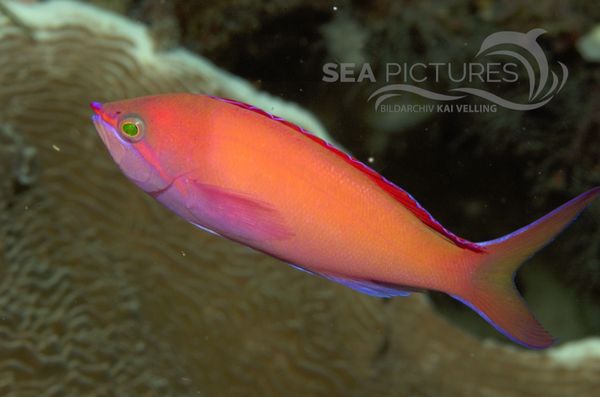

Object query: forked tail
[454,187,600,349]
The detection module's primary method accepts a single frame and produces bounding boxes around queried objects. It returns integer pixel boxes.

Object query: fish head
[90,98,175,194]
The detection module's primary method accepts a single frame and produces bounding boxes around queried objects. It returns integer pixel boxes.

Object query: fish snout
[90,101,120,127]
[90,101,103,116]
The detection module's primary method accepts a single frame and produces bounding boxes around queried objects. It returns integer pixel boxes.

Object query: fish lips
[92,114,128,164]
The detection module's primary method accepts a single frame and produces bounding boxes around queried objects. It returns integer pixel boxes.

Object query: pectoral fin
[185,180,294,242]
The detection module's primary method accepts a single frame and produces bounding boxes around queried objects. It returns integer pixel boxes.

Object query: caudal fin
[454,187,600,349]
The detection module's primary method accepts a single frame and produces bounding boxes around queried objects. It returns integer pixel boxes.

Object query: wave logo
[368,29,568,111]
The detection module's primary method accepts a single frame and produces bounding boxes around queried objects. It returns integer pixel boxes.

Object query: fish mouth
[91,103,127,163]
[90,101,118,128]
[91,102,110,145]
[92,115,110,147]
[90,101,103,116]
[90,101,129,153]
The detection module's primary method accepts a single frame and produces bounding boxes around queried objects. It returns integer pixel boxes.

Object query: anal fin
[325,275,413,297]
[288,264,413,298]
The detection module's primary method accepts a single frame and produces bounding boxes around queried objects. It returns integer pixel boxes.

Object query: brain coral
[0,1,599,397]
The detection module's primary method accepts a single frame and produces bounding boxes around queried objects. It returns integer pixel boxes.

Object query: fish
[90,93,599,349]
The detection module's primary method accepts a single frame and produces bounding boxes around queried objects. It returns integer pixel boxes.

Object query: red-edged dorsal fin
[209,95,484,253]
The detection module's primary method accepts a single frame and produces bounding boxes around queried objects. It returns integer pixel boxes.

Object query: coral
[578,25,600,62]
[0,1,599,397]
[321,13,369,64]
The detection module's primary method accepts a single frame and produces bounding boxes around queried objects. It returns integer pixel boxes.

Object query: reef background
[1,1,600,396]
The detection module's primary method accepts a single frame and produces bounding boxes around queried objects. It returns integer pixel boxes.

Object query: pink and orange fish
[91,93,599,349]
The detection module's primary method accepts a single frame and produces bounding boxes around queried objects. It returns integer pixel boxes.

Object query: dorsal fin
[209,95,484,253]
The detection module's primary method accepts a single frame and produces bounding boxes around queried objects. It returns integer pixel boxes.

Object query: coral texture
[0,1,599,397]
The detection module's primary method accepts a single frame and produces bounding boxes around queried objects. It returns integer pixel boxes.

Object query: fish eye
[118,116,144,142]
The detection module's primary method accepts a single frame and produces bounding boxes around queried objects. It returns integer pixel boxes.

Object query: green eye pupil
[122,122,139,137]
